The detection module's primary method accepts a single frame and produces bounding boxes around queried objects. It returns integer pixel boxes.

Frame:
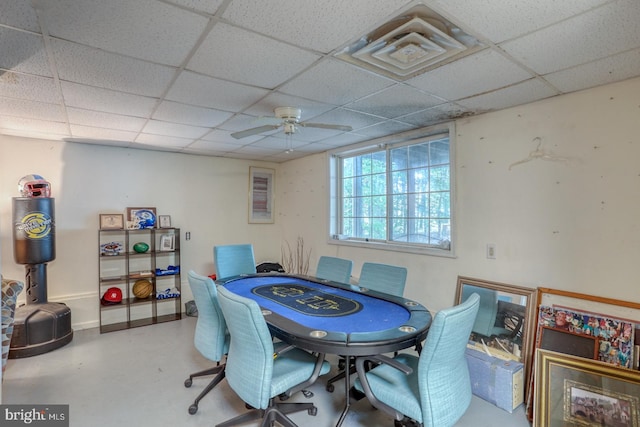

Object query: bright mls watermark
[1,405,68,426]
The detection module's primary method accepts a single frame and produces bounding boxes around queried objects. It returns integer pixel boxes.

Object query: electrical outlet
[185,231,191,240]
[486,243,496,259]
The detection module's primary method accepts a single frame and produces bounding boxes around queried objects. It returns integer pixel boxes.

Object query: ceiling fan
[230,107,353,139]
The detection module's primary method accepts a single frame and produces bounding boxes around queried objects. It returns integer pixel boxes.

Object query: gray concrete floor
[3,317,531,426]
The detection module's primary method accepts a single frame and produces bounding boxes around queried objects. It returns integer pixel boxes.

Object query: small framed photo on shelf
[160,234,175,251]
[100,214,124,230]
[126,207,157,229]
[158,215,171,228]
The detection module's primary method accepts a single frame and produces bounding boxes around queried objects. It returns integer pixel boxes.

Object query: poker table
[216,274,432,356]
[217,274,432,426]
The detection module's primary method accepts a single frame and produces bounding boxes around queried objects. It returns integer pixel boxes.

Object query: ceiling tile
[430,0,607,43]
[141,119,209,139]
[0,116,69,135]
[0,72,61,104]
[355,120,417,138]
[311,108,386,131]
[0,27,51,76]
[0,128,65,141]
[61,82,157,117]
[163,0,225,15]
[53,40,177,97]
[188,22,321,88]
[316,132,371,147]
[406,49,533,100]
[70,124,138,142]
[41,0,209,66]
[0,1,41,32]
[67,107,147,132]
[456,79,559,112]
[153,101,233,127]
[222,0,411,53]
[0,98,65,122]
[500,0,640,74]
[243,92,335,121]
[166,71,269,110]
[544,48,640,94]
[397,102,470,127]
[184,139,238,152]
[346,83,444,118]
[135,133,194,148]
[279,59,395,105]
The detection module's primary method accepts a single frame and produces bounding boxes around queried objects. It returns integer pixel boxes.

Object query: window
[329,124,454,255]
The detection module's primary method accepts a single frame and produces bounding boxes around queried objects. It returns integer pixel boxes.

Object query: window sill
[327,237,456,258]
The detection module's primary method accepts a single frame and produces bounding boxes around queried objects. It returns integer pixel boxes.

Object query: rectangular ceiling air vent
[335,4,484,81]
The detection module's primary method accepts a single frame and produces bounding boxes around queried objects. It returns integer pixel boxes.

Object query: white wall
[0,139,280,329]
[278,76,640,312]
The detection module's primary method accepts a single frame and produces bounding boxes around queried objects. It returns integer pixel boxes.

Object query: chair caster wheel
[184,378,192,388]
[279,393,290,401]
[326,384,335,392]
[338,360,346,370]
[302,390,314,398]
[188,404,198,415]
[245,403,253,410]
[308,407,318,416]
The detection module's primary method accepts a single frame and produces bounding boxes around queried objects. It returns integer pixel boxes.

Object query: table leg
[335,355,351,427]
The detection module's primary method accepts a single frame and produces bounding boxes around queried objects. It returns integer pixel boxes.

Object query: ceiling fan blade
[231,124,281,139]
[300,122,353,132]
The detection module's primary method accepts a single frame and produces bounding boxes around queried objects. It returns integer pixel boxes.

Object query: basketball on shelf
[132,279,153,298]
[133,242,149,253]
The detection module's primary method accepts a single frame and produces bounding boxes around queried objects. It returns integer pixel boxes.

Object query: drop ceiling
[1,0,639,162]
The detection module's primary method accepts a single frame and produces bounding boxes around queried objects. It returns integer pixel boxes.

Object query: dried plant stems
[281,236,310,275]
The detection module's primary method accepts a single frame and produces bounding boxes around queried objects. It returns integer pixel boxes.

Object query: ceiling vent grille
[335,5,484,81]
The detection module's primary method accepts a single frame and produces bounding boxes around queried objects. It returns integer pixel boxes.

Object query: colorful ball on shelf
[132,279,153,298]
[133,242,149,253]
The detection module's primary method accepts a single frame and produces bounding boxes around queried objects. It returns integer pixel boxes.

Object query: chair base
[215,400,317,427]
[185,364,225,414]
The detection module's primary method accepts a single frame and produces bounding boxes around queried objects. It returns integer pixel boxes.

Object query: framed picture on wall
[248,167,275,224]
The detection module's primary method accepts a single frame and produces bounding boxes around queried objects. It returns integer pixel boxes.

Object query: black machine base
[9,302,73,359]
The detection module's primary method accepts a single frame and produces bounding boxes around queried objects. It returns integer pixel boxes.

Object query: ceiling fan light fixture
[231,106,352,140]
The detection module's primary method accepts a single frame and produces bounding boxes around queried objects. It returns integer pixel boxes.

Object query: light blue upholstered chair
[216,285,331,427]
[315,256,353,283]
[184,271,230,415]
[213,244,256,280]
[353,293,480,427]
[358,262,407,296]
[325,262,408,392]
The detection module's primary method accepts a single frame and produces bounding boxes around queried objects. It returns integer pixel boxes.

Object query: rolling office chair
[315,256,353,283]
[215,286,331,427]
[353,293,480,427]
[213,244,256,280]
[325,262,407,392]
[184,271,230,415]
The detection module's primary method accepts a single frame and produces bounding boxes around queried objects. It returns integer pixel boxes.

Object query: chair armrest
[354,354,413,375]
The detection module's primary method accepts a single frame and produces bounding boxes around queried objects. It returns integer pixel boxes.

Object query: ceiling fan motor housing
[275,107,302,123]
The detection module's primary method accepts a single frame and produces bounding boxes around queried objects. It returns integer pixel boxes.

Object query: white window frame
[328,123,456,257]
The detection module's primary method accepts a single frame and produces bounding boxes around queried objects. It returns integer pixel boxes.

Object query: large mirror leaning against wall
[455,276,537,386]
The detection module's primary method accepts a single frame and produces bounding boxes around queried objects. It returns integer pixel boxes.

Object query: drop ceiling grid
[1,0,640,162]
